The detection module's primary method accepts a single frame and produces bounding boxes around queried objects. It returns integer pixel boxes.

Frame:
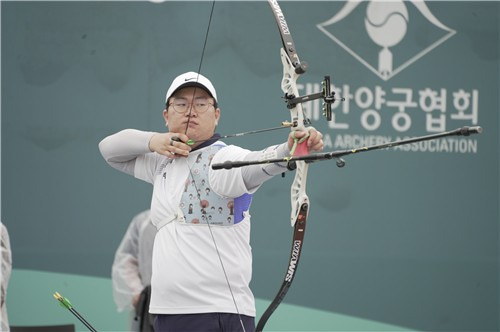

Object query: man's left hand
[288,129,324,152]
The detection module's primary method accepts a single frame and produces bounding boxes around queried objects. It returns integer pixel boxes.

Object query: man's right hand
[148,133,192,158]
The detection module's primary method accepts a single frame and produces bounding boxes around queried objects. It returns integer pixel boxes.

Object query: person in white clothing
[112,209,157,331]
[99,71,324,332]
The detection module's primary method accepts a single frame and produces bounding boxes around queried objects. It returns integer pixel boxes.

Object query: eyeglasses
[168,98,214,114]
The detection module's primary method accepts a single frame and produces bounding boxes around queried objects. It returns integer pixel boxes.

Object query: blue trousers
[154,313,255,332]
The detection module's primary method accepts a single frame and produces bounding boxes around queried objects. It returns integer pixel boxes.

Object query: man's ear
[214,107,220,126]
[163,109,169,126]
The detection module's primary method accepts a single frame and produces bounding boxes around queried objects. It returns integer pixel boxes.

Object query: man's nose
[185,105,198,116]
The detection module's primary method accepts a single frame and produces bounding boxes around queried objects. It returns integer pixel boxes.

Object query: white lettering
[360,109,381,131]
[270,0,290,34]
[285,240,301,282]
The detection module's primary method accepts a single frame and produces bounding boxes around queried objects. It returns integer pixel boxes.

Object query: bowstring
[181,2,247,331]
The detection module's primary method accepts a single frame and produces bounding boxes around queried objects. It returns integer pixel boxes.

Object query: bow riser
[280,48,311,227]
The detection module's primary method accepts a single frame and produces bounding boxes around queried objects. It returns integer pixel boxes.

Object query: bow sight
[284,75,343,122]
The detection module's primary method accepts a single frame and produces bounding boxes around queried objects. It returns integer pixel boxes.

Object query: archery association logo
[317,0,456,81]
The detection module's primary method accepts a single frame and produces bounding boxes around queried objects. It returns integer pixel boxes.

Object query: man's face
[164,87,220,145]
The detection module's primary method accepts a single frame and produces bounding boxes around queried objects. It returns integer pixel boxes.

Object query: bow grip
[293,140,309,157]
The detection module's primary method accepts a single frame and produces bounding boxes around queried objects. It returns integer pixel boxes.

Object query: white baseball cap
[165,71,217,103]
